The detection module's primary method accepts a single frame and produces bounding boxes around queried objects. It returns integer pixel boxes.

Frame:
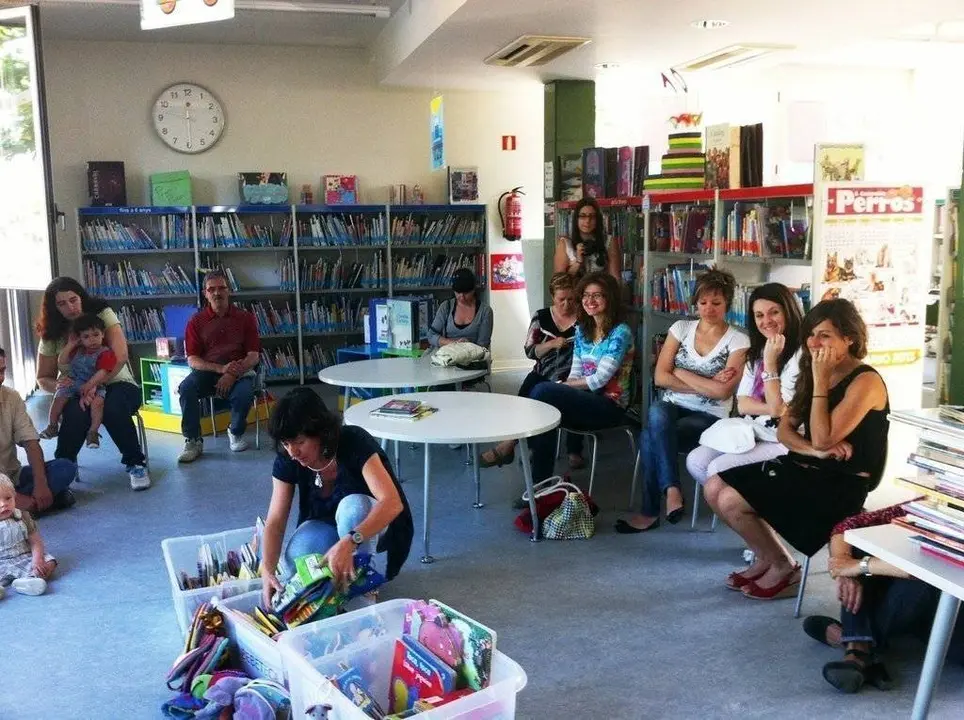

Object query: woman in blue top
[259,388,413,607]
[527,272,635,484]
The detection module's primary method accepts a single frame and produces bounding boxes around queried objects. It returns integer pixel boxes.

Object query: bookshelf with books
[932,189,959,405]
[77,203,488,386]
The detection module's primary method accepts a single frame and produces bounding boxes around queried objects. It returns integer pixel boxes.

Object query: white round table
[344,391,561,562]
[319,357,488,405]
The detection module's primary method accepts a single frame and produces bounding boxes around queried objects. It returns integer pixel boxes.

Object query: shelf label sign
[827,186,923,216]
[430,94,445,172]
[141,0,235,31]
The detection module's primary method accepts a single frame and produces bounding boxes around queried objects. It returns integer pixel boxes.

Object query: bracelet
[761,371,780,382]
[812,395,828,399]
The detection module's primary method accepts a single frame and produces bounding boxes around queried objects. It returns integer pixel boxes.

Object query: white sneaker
[178,438,203,463]
[128,464,152,491]
[12,577,47,596]
[228,430,249,452]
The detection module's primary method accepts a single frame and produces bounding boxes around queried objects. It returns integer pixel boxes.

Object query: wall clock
[152,82,225,154]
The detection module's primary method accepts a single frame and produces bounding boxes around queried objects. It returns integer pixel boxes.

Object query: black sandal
[479,447,515,469]
[822,648,874,693]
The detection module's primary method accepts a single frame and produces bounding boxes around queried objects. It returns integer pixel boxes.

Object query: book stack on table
[369,399,438,422]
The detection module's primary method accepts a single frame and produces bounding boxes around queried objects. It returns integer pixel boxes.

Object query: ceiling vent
[674,43,792,73]
[484,35,591,68]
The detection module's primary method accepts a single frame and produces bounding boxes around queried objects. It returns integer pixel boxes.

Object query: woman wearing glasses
[554,197,622,280]
[259,388,413,607]
[526,272,635,484]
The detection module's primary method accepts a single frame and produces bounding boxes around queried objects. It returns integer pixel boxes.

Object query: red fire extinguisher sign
[502,135,517,151]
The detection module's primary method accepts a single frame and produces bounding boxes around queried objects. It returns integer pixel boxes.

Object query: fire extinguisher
[498,187,525,241]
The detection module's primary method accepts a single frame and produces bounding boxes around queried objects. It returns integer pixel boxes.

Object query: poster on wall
[141,0,234,30]
[813,183,926,367]
[814,143,865,182]
[430,94,445,171]
[491,253,525,290]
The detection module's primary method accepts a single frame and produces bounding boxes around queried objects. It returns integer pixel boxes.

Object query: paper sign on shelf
[142,0,235,30]
[812,182,926,369]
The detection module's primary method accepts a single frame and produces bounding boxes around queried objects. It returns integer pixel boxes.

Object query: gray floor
[6,372,964,719]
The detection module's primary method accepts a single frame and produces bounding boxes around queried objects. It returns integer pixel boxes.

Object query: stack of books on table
[369,399,438,421]
[939,405,964,426]
[897,433,964,568]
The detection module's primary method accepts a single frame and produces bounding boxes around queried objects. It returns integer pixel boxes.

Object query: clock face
[152,82,225,154]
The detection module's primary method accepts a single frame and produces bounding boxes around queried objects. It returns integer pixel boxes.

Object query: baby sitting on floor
[0,473,56,598]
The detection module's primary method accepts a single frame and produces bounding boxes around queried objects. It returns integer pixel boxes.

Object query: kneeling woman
[704,299,889,600]
[260,388,413,607]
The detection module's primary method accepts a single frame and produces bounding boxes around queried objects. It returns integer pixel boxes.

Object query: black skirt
[719,456,870,557]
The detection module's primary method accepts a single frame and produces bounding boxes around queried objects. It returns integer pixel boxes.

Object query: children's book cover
[581,147,606,199]
[429,599,497,690]
[389,636,456,713]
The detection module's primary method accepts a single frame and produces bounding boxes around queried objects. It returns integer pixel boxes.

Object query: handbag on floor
[513,476,597,535]
[543,486,596,540]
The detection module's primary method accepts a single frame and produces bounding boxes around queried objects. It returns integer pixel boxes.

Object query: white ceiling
[36,0,406,48]
[33,0,964,87]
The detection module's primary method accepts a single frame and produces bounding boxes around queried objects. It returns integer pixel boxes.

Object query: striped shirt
[568,323,635,407]
[523,308,576,381]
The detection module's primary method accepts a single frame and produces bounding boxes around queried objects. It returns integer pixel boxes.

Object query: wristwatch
[348,529,365,547]
[859,556,873,577]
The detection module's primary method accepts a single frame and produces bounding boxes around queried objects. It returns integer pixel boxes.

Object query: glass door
[0,4,56,291]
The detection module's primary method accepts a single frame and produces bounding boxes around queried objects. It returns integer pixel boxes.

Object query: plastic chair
[690,483,720,531]
[794,554,812,618]
[204,367,270,449]
[559,425,639,498]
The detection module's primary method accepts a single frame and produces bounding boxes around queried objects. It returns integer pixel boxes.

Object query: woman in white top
[553,198,622,281]
[686,283,804,486]
[616,269,748,533]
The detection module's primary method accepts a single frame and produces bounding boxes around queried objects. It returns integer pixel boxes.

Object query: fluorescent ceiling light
[44,0,391,19]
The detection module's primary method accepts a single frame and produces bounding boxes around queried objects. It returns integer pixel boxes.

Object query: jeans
[518,372,583,456]
[282,494,376,577]
[16,458,77,497]
[178,370,255,439]
[55,381,145,467]
[527,382,627,482]
[640,400,717,516]
[840,575,964,663]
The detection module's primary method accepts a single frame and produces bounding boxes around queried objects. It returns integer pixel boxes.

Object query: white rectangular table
[845,524,964,719]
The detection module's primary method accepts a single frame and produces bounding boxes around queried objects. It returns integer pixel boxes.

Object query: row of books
[116,305,166,341]
[83,260,197,297]
[301,298,366,333]
[649,262,710,315]
[300,257,386,291]
[80,216,190,251]
[241,301,298,336]
[259,345,301,378]
[392,253,483,289]
[199,263,242,291]
[303,344,338,372]
[725,285,812,328]
[196,215,293,248]
[649,207,713,254]
[557,146,650,201]
[298,213,387,246]
[553,206,642,255]
[389,213,484,246]
[721,203,810,259]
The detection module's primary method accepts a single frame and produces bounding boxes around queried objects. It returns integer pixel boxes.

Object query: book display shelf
[76,204,487,385]
[554,184,816,421]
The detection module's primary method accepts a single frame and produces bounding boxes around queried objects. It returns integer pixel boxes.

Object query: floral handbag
[542,484,595,540]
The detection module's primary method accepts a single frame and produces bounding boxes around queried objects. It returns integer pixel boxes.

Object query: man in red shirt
[178,270,261,463]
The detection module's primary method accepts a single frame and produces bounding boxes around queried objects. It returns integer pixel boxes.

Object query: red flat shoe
[742,566,801,600]
[724,566,767,591]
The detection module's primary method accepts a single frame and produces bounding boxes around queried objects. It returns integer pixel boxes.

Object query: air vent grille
[484,35,591,68]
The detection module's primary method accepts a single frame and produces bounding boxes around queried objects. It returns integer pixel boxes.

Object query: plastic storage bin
[161,526,263,637]
[278,599,527,719]
[214,591,286,686]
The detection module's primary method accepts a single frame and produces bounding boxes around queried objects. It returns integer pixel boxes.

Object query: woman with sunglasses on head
[525,272,634,485]
[553,197,622,281]
[259,388,413,608]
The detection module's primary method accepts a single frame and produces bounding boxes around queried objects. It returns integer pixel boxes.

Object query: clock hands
[184,103,194,149]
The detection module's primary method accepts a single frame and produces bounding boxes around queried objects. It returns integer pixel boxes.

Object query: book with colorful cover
[909,534,964,569]
[617,146,634,197]
[429,599,497,691]
[581,147,606,199]
[374,399,424,415]
[389,636,457,714]
[370,401,438,421]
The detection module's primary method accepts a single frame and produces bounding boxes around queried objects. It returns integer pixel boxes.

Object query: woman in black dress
[704,299,889,601]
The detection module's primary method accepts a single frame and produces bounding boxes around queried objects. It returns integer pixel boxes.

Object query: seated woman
[704,299,889,600]
[803,503,964,693]
[526,272,634,484]
[260,387,413,607]
[35,277,150,491]
[428,268,494,349]
[480,272,582,468]
[617,269,748,533]
[553,197,622,280]
[686,283,804,486]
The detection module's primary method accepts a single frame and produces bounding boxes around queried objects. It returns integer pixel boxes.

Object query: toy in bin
[271,553,384,627]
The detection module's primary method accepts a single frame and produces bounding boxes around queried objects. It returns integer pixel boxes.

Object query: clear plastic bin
[214,591,286,686]
[161,526,263,637]
[278,599,527,719]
